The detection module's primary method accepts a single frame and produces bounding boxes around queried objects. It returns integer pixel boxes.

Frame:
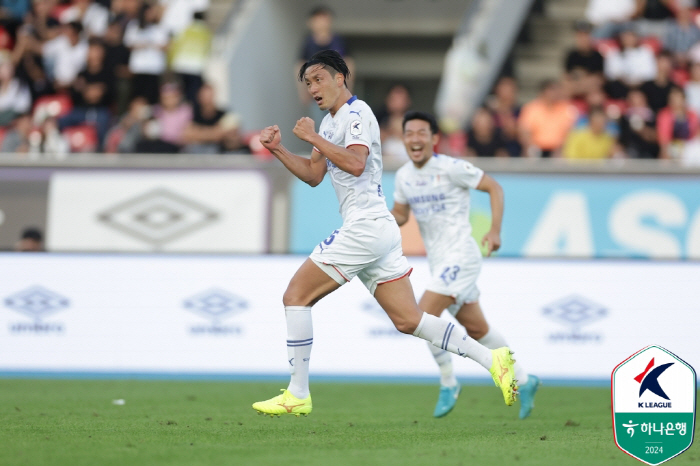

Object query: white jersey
[394,153,484,270]
[314,96,390,224]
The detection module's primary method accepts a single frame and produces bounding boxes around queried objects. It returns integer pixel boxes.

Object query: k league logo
[612,345,696,465]
[542,294,607,343]
[4,286,69,333]
[183,288,247,336]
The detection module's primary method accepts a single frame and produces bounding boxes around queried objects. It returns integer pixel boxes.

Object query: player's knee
[282,288,311,307]
[466,323,489,340]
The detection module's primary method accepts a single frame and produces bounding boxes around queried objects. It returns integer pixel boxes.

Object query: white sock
[427,342,458,387]
[413,312,492,370]
[478,328,528,385]
[285,306,313,399]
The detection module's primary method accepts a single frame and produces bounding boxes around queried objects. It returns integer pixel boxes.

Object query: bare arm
[293,117,368,177]
[390,202,410,227]
[259,125,327,186]
[475,173,504,256]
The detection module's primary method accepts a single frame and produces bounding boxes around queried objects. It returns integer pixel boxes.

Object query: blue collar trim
[347,95,358,105]
[433,152,438,157]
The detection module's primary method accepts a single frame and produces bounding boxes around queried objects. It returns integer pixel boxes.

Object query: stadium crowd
[0,0,249,156]
[448,0,700,161]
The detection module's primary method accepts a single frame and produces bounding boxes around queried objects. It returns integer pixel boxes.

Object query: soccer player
[391,111,540,419]
[252,50,517,417]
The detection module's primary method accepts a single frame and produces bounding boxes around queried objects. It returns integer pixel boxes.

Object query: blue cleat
[433,384,461,418]
[518,375,541,419]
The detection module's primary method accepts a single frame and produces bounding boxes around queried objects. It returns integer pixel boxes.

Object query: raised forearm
[308,134,366,177]
[272,144,322,185]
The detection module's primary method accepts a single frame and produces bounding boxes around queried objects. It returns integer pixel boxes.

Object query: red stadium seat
[63,125,98,153]
[33,94,73,122]
[640,37,662,55]
[594,39,619,56]
[0,26,13,50]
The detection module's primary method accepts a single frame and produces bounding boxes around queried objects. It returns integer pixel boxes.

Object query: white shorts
[426,254,482,316]
[309,217,412,295]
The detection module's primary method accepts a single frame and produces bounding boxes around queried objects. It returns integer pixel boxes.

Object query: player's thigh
[418,290,456,317]
[283,258,342,307]
[454,301,490,340]
[374,276,423,334]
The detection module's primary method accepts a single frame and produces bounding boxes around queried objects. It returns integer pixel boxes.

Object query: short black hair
[403,111,439,135]
[21,227,43,242]
[298,49,350,85]
[309,5,333,18]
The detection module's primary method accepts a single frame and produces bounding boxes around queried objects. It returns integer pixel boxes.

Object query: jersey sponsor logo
[350,120,362,136]
[326,159,337,170]
[407,193,446,204]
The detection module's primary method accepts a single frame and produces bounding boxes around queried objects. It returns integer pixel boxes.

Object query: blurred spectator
[31,116,70,156]
[10,0,59,99]
[518,79,577,157]
[563,106,616,159]
[685,61,700,115]
[604,26,657,98]
[15,226,43,251]
[297,5,354,120]
[103,19,131,114]
[104,95,150,153]
[618,88,659,158]
[41,21,88,89]
[487,76,521,157]
[565,20,604,97]
[466,107,507,157]
[19,0,60,42]
[573,87,620,136]
[158,0,209,36]
[663,6,700,59]
[585,0,637,39]
[168,11,211,104]
[0,0,31,38]
[376,83,411,163]
[657,86,699,158]
[110,0,141,29]
[1,112,32,152]
[182,83,244,154]
[0,50,31,125]
[60,0,109,38]
[636,0,676,40]
[641,50,674,113]
[58,37,114,148]
[135,79,192,153]
[123,2,168,104]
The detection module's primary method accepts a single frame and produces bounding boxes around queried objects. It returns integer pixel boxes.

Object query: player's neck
[412,154,432,169]
[329,89,354,116]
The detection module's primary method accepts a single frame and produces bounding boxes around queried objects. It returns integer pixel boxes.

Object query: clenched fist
[259,125,281,151]
[292,117,316,143]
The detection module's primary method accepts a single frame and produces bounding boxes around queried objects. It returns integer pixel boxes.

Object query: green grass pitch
[1,379,697,466]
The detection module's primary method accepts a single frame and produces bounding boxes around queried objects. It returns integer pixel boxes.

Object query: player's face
[403,119,438,166]
[304,65,342,111]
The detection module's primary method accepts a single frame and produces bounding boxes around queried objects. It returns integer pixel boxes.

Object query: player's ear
[432,133,440,147]
[335,71,344,88]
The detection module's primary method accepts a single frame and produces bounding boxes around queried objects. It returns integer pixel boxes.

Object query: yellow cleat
[489,347,518,406]
[252,389,312,417]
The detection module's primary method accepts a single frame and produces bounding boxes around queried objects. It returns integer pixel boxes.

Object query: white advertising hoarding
[0,254,698,381]
[46,171,269,253]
